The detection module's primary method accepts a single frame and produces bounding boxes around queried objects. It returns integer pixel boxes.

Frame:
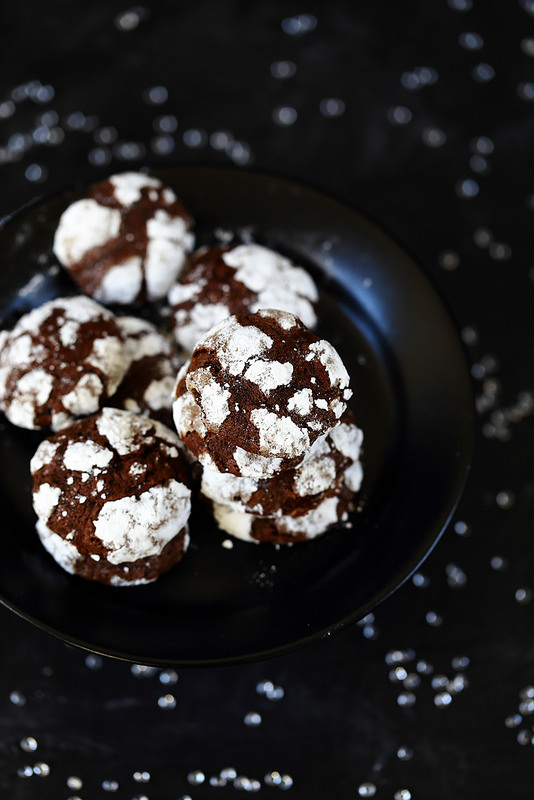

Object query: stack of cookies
[172,307,364,544]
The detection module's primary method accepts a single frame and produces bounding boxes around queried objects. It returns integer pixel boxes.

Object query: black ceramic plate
[0,166,473,666]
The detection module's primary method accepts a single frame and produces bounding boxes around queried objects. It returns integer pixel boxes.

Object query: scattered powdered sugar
[145,215,192,300]
[256,307,297,330]
[86,336,129,393]
[168,279,206,307]
[143,376,176,411]
[96,407,149,455]
[344,460,364,492]
[173,389,208,442]
[118,316,173,361]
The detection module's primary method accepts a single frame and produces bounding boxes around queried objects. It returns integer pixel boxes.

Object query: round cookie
[172,308,352,476]
[0,296,130,431]
[200,410,363,518]
[167,243,318,353]
[53,171,194,305]
[108,315,184,428]
[31,407,192,586]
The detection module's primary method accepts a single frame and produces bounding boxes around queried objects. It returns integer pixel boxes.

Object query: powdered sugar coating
[53,171,194,305]
[173,309,352,470]
[0,296,130,430]
[31,408,191,585]
[167,243,318,353]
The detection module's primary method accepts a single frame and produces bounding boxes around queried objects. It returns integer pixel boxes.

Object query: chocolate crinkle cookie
[172,308,353,477]
[173,308,363,544]
[0,296,130,431]
[31,407,192,586]
[53,171,195,305]
[108,315,184,429]
[167,243,318,353]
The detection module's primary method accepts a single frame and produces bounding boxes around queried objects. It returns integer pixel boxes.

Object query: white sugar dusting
[212,502,255,542]
[92,479,191,564]
[6,369,53,428]
[280,496,340,537]
[36,521,80,573]
[250,408,309,458]
[232,446,284,479]
[59,320,80,348]
[201,465,259,510]
[287,388,313,415]
[86,336,129,394]
[61,373,104,416]
[187,367,231,427]
[329,422,364,460]
[109,171,162,206]
[95,258,143,305]
[294,449,337,496]
[243,359,293,392]
[30,439,60,472]
[173,302,232,354]
[222,244,318,328]
[118,316,173,360]
[63,440,113,472]
[308,340,350,388]
[256,308,298,330]
[204,318,273,375]
[33,483,61,522]
[145,212,192,299]
[53,198,121,265]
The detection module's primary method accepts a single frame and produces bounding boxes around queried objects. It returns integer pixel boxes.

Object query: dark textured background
[1,1,534,798]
